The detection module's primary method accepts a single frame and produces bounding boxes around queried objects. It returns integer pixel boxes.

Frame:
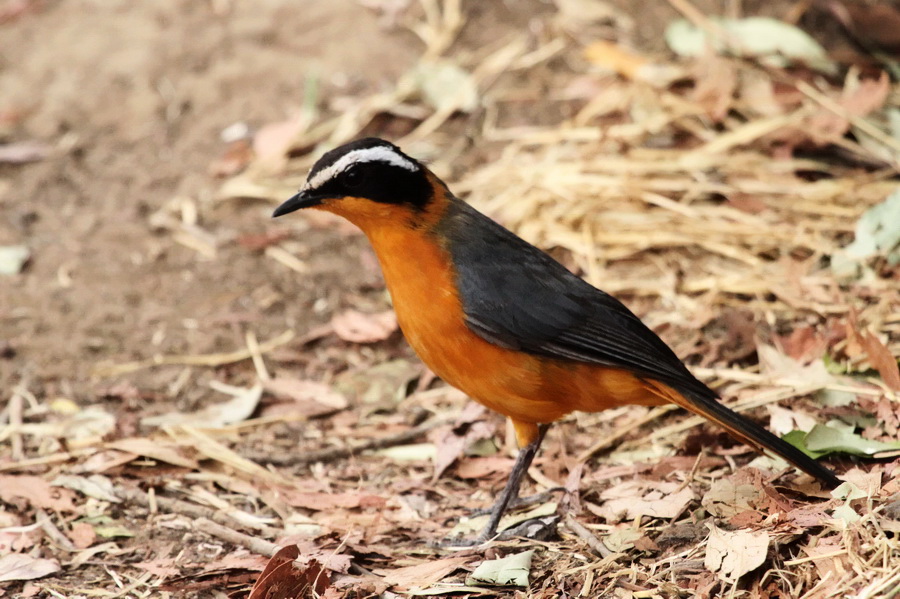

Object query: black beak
[272,190,323,218]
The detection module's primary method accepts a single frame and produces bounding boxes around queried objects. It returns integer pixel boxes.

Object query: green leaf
[831,189,900,277]
[466,550,534,587]
[782,430,829,459]
[665,17,834,73]
[805,424,900,457]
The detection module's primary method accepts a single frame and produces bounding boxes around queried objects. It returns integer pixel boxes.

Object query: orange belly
[363,222,665,446]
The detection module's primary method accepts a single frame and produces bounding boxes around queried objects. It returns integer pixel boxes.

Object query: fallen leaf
[433,402,493,480]
[860,331,900,391]
[413,59,478,113]
[51,474,121,503]
[209,139,253,178]
[704,523,769,582]
[805,424,900,458]
[826,1,900,51]
[466,550,534,587]
[595,480,694,522]
[701,478,762,518]
[455,456,514,479]
[0,141,49,164]
[68,522,96,550]
[278,491,386,511]
[0,245,29,275]
[0,476,78,512]
[0,553,60,583]
[666,17,835,73]
[831,189,900,278]
[105,438,199,470]
[248,546,330,599]
[141,383,262,428]
[236,228,292,251]
[375,443,437,462]
[583,40,683,86]
[375,556,469,590]
[262,378,348,411]
[253,114,312,170]
[331,309,397,344]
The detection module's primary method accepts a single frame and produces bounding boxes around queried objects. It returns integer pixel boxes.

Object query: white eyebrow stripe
[304,146,418,191]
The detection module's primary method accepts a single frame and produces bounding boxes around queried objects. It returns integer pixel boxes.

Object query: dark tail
[645,380,841,488]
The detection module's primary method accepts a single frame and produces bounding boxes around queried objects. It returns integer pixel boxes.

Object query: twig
[116,487,284,539]
[564,514,613,558]
[246,417,452,466]
[36,508,76,552]
[194,517,279,557]
[91,329,296,377]
[9,389,23,460]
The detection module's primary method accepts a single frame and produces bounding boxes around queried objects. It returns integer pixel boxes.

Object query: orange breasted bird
[273,138,841,541]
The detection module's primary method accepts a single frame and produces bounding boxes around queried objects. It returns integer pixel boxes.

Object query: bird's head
[272,138,439,230]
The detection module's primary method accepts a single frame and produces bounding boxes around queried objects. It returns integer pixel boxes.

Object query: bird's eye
[343,166,364,188]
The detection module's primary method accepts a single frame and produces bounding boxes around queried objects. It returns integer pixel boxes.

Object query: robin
[273,137,840,542]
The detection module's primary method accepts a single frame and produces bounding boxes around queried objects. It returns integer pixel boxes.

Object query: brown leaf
[374,556,469,590]
[248,546,330,599]
[209,139,253,178]
[68,522,96,550]
[262,378,348,411]
[861,331,900,391]
[278,491,386,511]
[0,475,78,513]
[237,229,292,251]
[692,54,738,122]
[455,456,515,479]
[432,402,493,480]
[252,115,310,170]
[331,309,398,344]
[105,438,199,470]
[777,325,826,363]
[827,1,900,51]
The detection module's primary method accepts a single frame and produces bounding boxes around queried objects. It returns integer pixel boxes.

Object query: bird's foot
[437,516,560,549]
[467,488,566,518]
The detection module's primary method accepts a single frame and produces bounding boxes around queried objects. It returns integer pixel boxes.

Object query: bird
[273,137,841,542]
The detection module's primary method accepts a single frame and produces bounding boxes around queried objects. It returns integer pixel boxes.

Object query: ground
[1,0,899,598]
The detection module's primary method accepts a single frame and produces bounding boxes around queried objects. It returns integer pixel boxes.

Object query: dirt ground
[2,0,900,598]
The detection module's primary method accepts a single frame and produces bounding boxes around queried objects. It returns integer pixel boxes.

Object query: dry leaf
[68,522,96,550]
[704,523,769,582]
[105,438,199,470]
[455,456,514,479]
[248,546,330,599]
[595,480,694,522]
[701,478,762,518]
[432,402,492,480]
[0,553,60,583]
[263,378,348,411]
[0,476,78,513]
[278,491,386,511]
[142,383,262,428]
[375,556,469,590]
[861,331,900,391]
[331,309,398,344]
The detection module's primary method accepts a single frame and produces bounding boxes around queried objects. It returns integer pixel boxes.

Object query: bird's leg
[475,424,550,543]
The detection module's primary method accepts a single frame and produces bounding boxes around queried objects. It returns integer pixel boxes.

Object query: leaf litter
[3,0,900,598]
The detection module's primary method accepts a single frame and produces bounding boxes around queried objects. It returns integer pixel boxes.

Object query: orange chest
[364,227,541,401]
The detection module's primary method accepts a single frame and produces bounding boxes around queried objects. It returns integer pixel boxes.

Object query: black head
[272,138,433,217]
